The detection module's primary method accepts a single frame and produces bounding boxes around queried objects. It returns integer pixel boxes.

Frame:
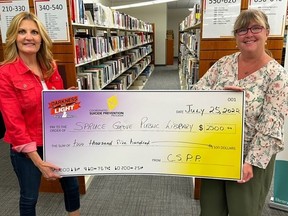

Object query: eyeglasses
[235,26,264,36]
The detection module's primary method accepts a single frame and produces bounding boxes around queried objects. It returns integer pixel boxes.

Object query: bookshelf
[178,23,200,89]
[71,2,155,91]
[179,0,285,200]
[178,5,201,90]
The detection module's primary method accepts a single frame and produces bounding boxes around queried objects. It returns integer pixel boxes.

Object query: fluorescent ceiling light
[111,0,178,10]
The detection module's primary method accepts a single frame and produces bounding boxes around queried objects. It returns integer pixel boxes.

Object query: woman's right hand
[26,151,61,180]
[224,86,244,91]
[37,161,62,180]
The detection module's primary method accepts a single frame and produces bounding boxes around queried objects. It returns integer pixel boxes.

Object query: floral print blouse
[192,52,288,169]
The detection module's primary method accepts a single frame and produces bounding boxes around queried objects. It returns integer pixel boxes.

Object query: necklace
[239,59,259,76]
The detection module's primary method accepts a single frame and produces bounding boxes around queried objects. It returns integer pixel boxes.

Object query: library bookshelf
[73,2,155,90]
[179,0,285,200]
[178,22,200,90]
[0,0,154,194]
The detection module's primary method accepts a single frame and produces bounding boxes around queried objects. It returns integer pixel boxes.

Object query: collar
[14,57,31,75]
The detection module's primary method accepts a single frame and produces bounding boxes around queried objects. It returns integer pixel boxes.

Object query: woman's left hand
[237,162,253,183]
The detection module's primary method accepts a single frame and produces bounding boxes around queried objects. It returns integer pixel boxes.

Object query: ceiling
[110,0,199,9]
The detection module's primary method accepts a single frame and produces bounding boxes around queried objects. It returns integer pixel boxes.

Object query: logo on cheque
[48,96,80,118]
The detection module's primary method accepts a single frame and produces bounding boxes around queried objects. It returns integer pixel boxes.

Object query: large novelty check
[43,90,244,180]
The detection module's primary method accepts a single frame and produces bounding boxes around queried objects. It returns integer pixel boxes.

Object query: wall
[118,4,167,65]
[167,8,191,57]
[94,0,109,5]
[103,1,192,63]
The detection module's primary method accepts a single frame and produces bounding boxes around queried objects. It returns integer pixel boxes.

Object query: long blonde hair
[2,12,55,78]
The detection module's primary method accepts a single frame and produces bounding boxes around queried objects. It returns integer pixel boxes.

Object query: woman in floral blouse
[192,9,288,216]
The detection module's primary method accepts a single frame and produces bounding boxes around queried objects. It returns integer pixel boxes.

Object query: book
[86,64,110,87]
[69,0,76,23]
[78,0,85,24]
[77,73,93,89]
[82,68,102,89]
[84,10,94,25]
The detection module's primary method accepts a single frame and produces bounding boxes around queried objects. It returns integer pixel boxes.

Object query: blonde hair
[233,9,270,36]
[2,12,55,78]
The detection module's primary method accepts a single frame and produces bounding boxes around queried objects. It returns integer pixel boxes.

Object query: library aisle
[143,60,180,90]
[0,60,287,215]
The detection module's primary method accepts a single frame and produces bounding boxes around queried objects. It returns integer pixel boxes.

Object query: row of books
[179,53,199,90]
[75,32,153,65]
[129,64,154,90]
[78,57,125,90]
[77,47,153,90]
[179,29,200,58]
[71,0,153,32]
[179,3,201,31]
[113,10,153,32]
[104,56,152,90]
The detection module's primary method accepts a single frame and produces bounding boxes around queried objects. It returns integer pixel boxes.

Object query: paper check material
[43,90,244,180]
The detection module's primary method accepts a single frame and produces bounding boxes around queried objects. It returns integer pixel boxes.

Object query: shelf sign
[0,0,30,43]
[249,0,288,37]
[202,0,241,38]
[34,0,70,42]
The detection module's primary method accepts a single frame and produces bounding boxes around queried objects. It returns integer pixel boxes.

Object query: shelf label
[34,0,70,42]
[202,0,241,38]
[43,90,244,180]
[0,0,30,43]
[249,0,288,37]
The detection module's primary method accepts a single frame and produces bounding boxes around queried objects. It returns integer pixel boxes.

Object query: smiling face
[16,19,42,58]
[233,9,270,57]
[235,22,269,55]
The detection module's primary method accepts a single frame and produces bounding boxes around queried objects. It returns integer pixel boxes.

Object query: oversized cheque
[43,90,244,180]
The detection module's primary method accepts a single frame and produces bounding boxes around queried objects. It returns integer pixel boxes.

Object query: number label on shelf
[0,0,29,42]
[34,0,70,42]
